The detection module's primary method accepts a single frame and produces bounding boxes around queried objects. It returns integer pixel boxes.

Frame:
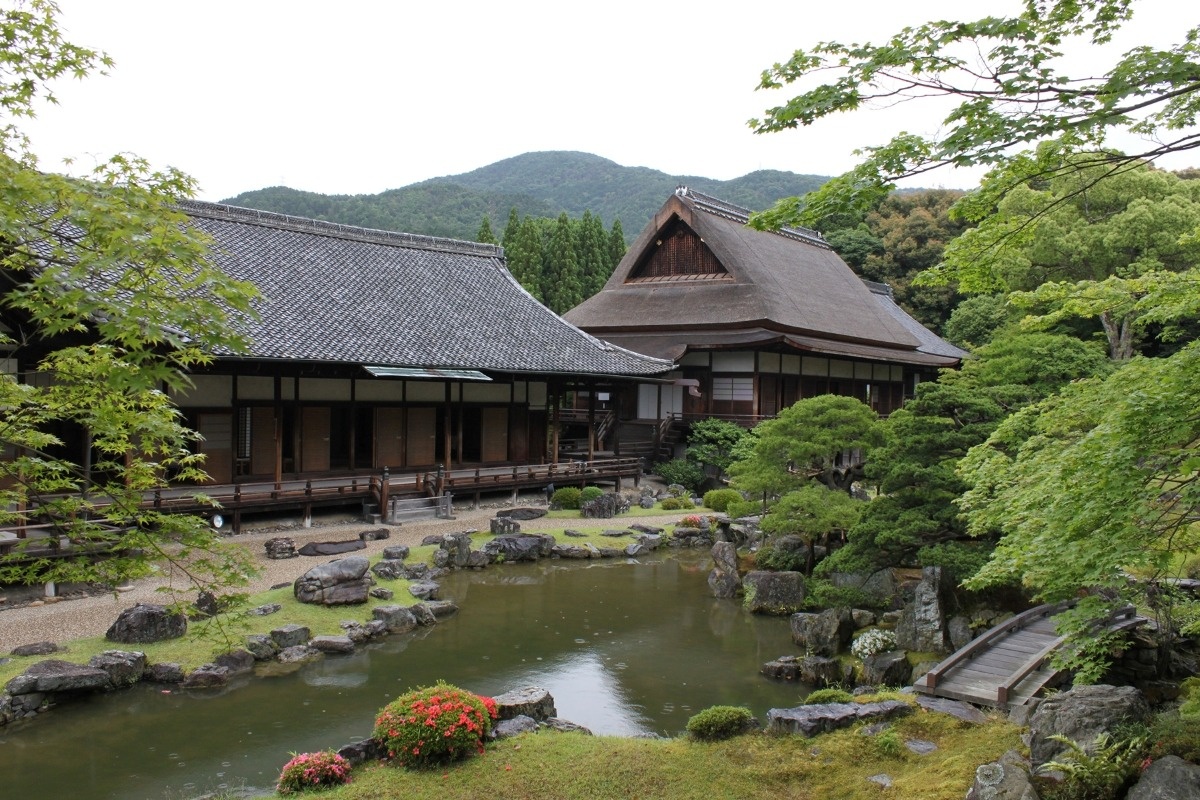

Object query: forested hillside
[221,151,829,243]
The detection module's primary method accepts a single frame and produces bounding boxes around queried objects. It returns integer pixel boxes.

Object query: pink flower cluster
[374,683,498,769]
[276,750,352,794]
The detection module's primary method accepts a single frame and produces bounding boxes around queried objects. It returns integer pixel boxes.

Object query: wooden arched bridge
[913,601,1147,707]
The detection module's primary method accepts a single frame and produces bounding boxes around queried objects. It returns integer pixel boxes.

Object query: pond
[0,551,808,799]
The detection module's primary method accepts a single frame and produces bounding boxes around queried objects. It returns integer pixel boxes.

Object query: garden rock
[830,570,899,609]
[271,624,311,649]
[213,649,255,674]
[402,562,431,580]
[497,508,547,521]
[106,603,187,644]
[372,605,418,633]
[10,642,60,657]
[418,600,458,620]
[906,739,938,755]
[707,541,741,599]
[181,664,230,689]
[966,750,1038,800]
[790,607,855,656]
[625,542,650,556]
[144,662,184,683]
[948,615,974,650]
[637,533,662,549]
[490,516,520,535]
[311,635,356,655]
[492,714,540,739]
[581,493,629,518]
[767,700,912,737]
[639,496,655,509]
[337,737,386,767]
[439,532,473,567]
[564,529,587,538]
[861,650,911,687]
[851,609,877,628]
[247,603,282,617]
[13,659,111,693]
[358,527,389,542]
[482,533,555,562]
[297,539,365,556]
[915,695,988,724]
[744,571,806,615]
[245,634,279,661]
[630,524,663,535]
[553,543,594,559]
[277,645,320,664]
[408,581,440,600]
[371,559,405,580]
[294,557,371,605]
[89,651,147,688]
[1126,755,1200,800]
[264,537,297,559]
[381,544,410,560]
[494,686,557,721]
[1028,684,1151,770]
[543,718,593,735]
[894,566,951,653]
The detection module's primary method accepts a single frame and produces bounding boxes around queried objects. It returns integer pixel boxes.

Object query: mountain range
[220,151,830,242]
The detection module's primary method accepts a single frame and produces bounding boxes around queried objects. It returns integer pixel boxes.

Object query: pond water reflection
[0,551,808,799]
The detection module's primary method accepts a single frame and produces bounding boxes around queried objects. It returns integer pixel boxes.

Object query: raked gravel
[0,502,685,654]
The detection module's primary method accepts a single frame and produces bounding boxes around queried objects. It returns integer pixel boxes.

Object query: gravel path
[0,499,685,653]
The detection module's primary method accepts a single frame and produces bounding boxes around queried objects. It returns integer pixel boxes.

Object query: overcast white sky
[23,0,1190,203]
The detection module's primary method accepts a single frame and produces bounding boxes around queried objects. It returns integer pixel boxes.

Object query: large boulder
[370,559,406,580]
[293,557,371,605]
[106,603,187,644]
[88,651,147,689]
[966,750,1039,800]
[439,532,473,568]
[372,605,418,633]
[767,699,912,737]
[1126,755,1200,800]
[9,659,111,694]
[790,607,855,656]
[482,534,555,562]
[860,650,911,687]
[894,566,951,654]
[1028,684,1151,769]
[493,686,557,721]
[708,541,741,599]
[742,571,805,615]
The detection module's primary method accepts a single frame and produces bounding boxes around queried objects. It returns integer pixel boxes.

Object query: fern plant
[1036,732,1147,800]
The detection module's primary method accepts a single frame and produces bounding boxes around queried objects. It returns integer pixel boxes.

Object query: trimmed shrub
[803,688,854,705]
[725,499,762,520]
[685,705,755,741]
[702,488,743,512]
[652,459,704,491]
[660,496,695,511]
[550,486,583,510]
[579,486,604,503]
[276,751,352,794]
[754,538,808,572]
[373,682,497,768]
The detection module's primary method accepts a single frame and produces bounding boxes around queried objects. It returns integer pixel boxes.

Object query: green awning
[364,366,492,381]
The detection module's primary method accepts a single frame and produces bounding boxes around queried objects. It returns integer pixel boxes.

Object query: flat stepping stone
[915,695,989,724]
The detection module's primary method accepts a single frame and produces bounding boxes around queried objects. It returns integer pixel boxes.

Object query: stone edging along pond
[0,520,716,729]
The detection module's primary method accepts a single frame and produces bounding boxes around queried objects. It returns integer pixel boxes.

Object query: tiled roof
[181,201,672,377]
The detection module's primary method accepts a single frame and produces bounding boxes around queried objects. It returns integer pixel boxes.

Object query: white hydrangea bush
[850,628,897,660]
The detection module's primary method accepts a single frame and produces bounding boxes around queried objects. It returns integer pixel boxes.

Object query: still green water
[0,552,806,799]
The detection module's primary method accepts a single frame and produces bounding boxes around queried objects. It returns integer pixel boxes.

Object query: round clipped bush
[579,486,604,503]
[702,488,743,513]
[660,496,696,511]
[803,688,854,705]
[686,705,755,741]
[373,682,498,768]
[276,750,352,794]
[550,486,583,510]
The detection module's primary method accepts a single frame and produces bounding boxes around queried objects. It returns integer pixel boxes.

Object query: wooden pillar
[587,383,596,462]
[550,384,560,465]
[273,374,283,490]
[443,382,453,468]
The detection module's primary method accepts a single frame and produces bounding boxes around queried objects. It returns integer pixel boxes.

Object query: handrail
[994,604,1140,704]
[921,600,1075,689]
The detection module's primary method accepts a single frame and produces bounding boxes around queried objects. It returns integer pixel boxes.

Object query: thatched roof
[183,201,672,377]
[565,189,964,367]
